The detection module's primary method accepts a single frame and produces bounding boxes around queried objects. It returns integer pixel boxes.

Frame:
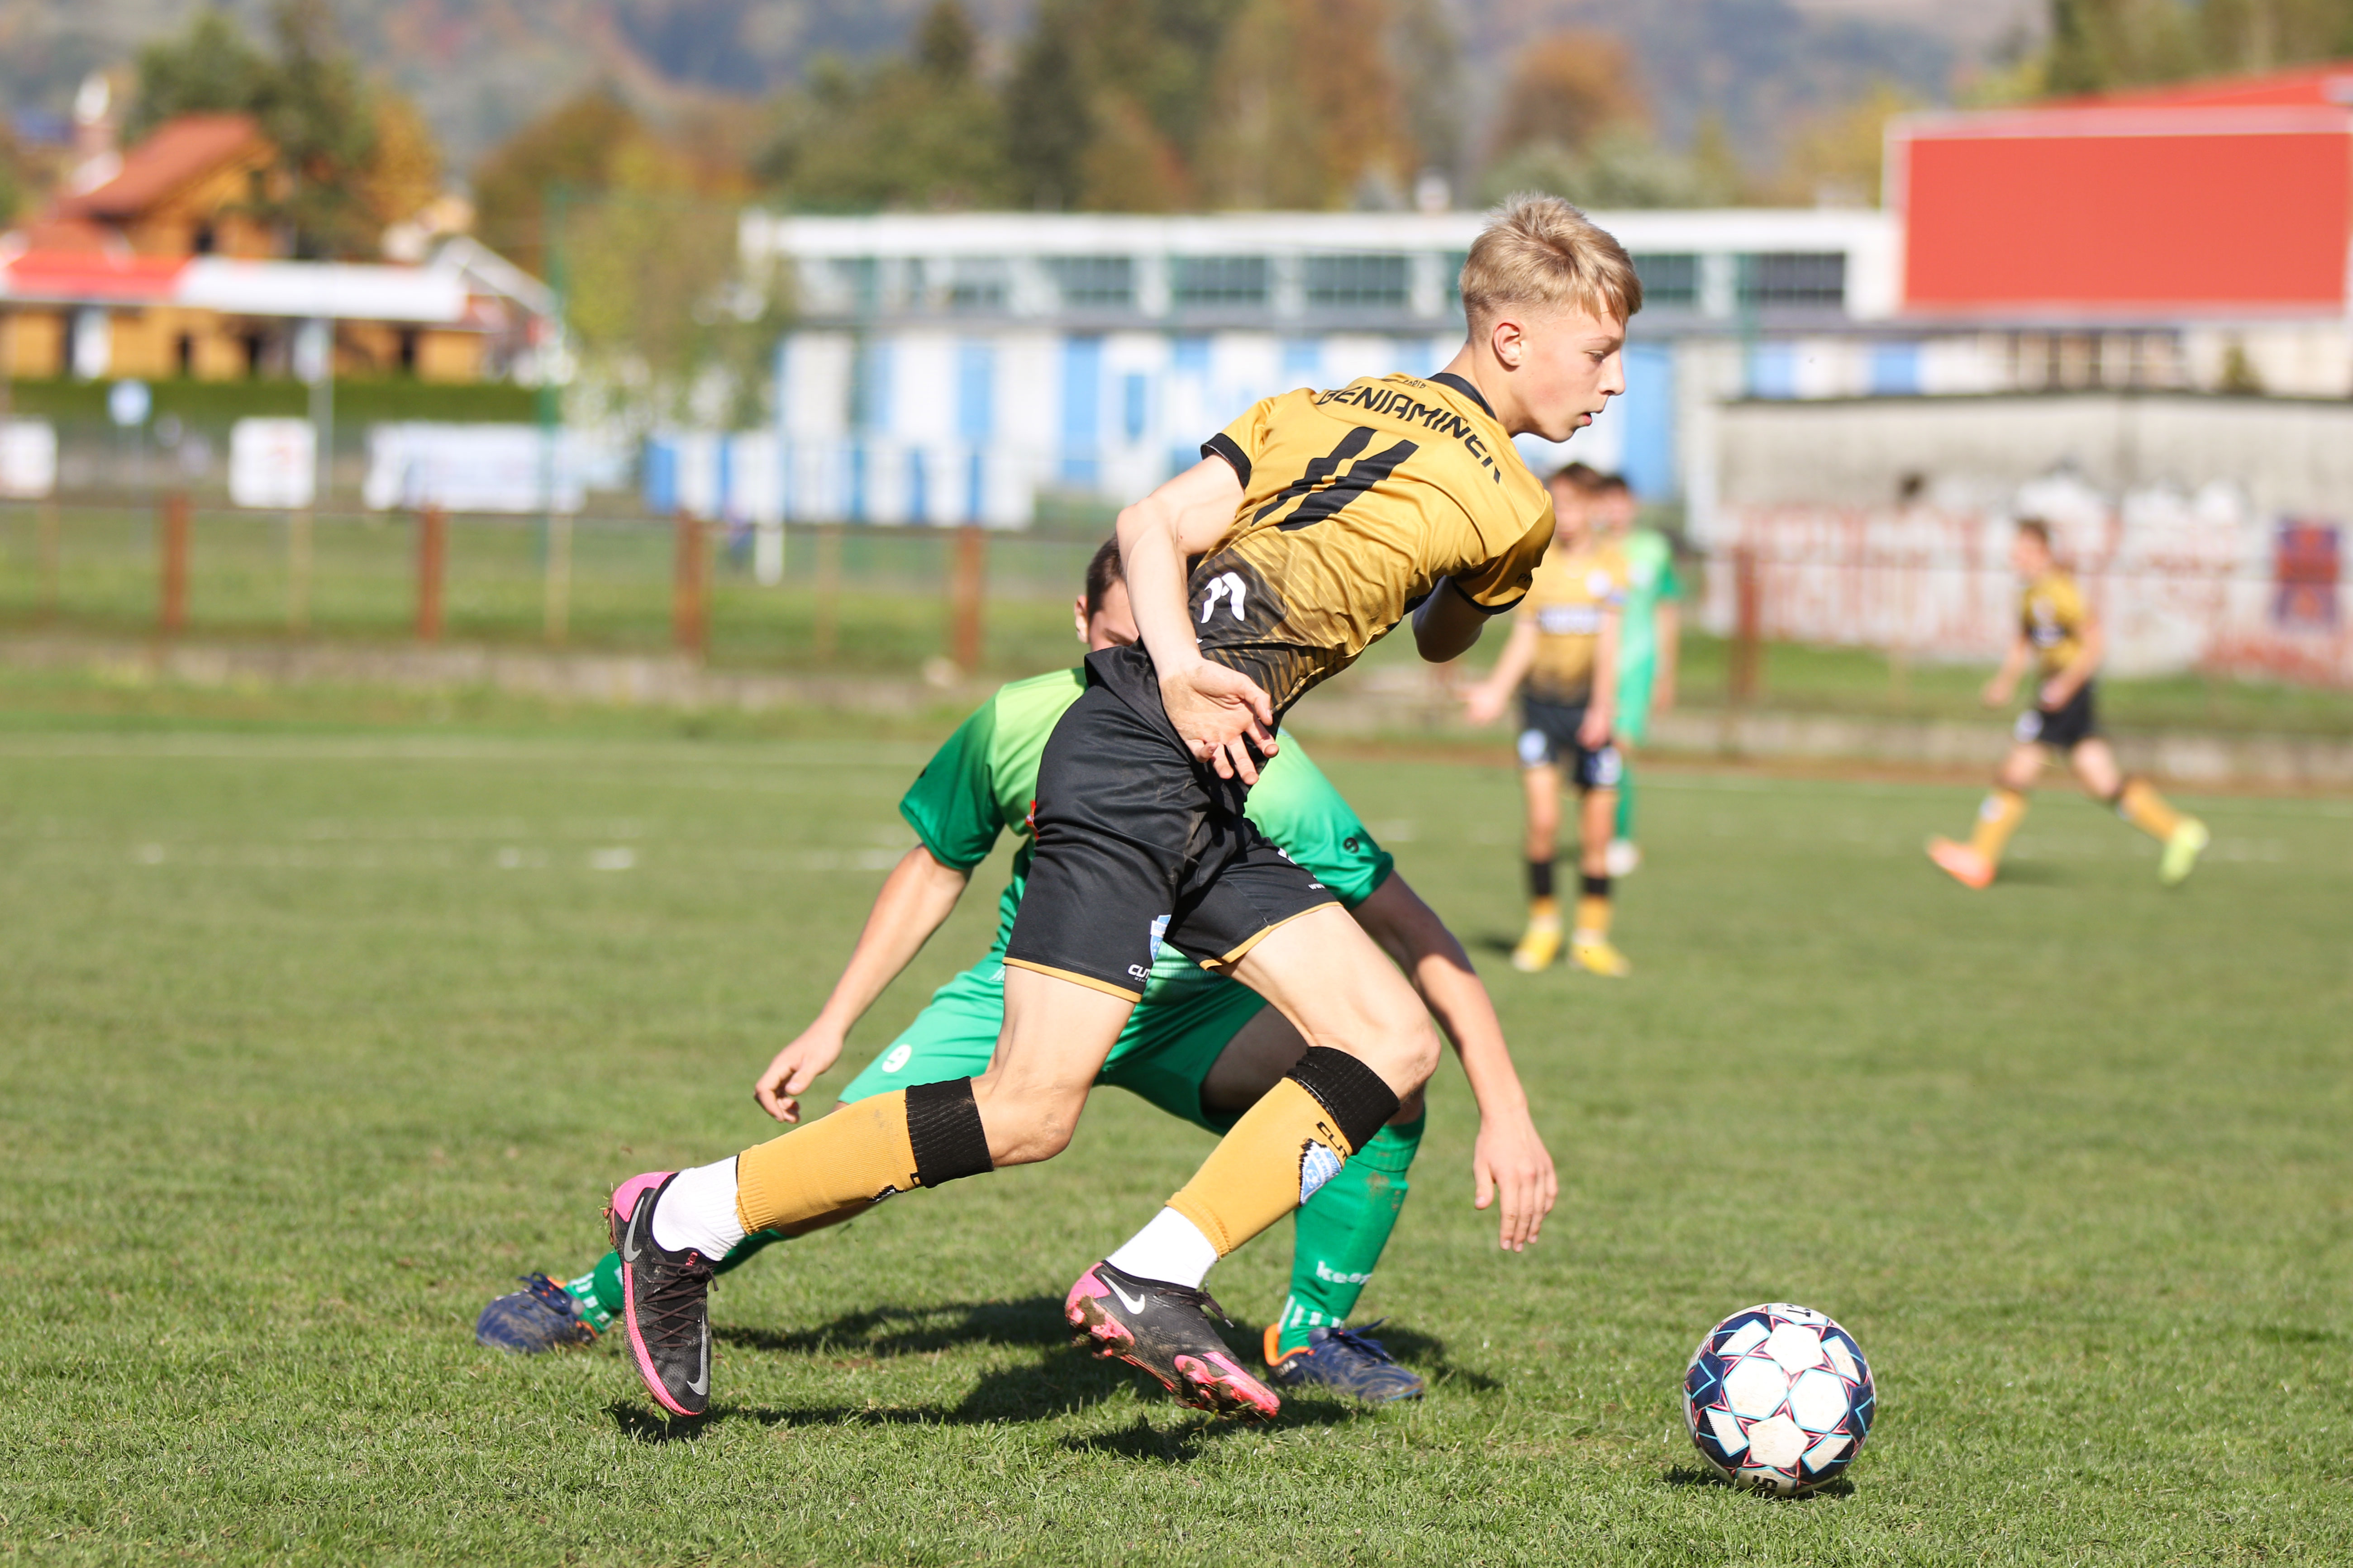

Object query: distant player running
[1928,518,2209,889]
[478,545,1555,1405]
[1462,462,1632,976]
[603,195,1637,1422]
[1596,471,1678,877]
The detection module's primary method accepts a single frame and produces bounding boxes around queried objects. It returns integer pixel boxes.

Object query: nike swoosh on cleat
[1110,1281,1150,1315]
[620,1206,644,1263]
[686,1329,710,1397]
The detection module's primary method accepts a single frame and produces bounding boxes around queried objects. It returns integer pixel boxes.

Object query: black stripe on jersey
[1277,436,1418,532]
[1248,426,1374,526]
[1430,371,1494,418]
[1450,576,1522,615]
[1201,432,1252,486]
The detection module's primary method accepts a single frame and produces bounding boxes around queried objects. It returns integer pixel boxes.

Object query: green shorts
[834,954,1272,1135]
[1615,660,1656,746]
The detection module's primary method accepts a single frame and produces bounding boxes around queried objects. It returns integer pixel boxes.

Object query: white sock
[1105,1207,1219,1289]
[650,1158,748,1260]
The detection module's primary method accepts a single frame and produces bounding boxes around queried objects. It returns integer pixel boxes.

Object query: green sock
[1614,763,1637,841]
[1275,1115,1424,1355]
[571,1227,789,1331]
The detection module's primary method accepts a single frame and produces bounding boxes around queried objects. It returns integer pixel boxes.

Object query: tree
[1202,0,1413,209]
[2041,0,2353,95]
[471,88,646,274]
[1762,83,1919,207]
[1003,0,1242,211]
[1490,32,1650,161]
[130,1,441,258]
[760,2,1010,210]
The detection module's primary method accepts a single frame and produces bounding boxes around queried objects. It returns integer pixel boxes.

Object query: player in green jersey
[1597,472,1679,876]
[478,542,1558,1404]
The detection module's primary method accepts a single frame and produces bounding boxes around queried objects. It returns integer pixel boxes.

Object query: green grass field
[5,690,2351,1564]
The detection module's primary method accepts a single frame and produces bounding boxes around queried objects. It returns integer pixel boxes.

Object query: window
[1172,256,1268,309]
[946,258,1009,313]
[1632,253,1698,309]
[1305,254,1409,310]
[1743,252,1846,309]
[1049,256,1134,309]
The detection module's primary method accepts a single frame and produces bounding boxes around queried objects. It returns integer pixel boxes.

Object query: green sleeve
[898,698,1005,872]
[1243,739,1394,910]
[1658,553,1683,601]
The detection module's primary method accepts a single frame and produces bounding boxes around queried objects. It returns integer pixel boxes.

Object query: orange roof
[56,114,268,221]
[2048,59,2353,113]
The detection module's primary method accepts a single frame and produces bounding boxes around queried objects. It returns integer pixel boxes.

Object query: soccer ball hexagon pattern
[1684,1302,1874,1495]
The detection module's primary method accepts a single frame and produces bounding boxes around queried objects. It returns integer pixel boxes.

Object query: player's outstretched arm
[1982,634,2031,707]
[1115,456,1274,783]
[753,845,970,1123]
[1350,874,1558,1252]
[1655,599,1681,712]
[1462,617,1538,726]
[1579,604,1621,748]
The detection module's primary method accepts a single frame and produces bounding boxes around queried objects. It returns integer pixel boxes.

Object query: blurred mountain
[0,0,2015,179]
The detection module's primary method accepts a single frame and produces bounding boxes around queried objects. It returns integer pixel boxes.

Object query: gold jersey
[1523,538,1627,704]
[2021,570,2087,676]
[1187,371,1555,717]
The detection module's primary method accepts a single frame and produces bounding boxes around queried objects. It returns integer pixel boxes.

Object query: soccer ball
[1684,1302,1875,1495]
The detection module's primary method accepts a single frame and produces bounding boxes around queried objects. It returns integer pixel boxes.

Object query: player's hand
[1577,707,1612,749]
[1654,673,1676,713]
[1159,657,1276,783]
[753,1026,846,1124]
[1979,677,2010,708]
[2038,678,2070,708]
[1462,682,1508,727]
[1472,1104,1558,1252]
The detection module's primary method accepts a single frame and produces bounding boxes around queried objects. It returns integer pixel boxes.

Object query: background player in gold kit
[1462,462,1632,977]
[1929,518,2210,890]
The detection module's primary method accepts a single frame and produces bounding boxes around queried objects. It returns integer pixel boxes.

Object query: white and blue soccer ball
[1684,1302,1875,1495]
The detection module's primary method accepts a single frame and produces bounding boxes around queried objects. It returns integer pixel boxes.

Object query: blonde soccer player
[1928,518,2209,890]
[595,196,1636,1422]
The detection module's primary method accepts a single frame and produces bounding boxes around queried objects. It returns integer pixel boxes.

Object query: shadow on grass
[714,1295,1070,1359]
[1060,1406,1356,1463]
[1660,1464,1855,1500]
[1370,1325,1503,1393]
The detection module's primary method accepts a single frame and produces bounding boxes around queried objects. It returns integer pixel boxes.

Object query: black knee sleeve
[1288,1045,1401,1155]
[1527,858,1556,898]
[905,1078,993,1188]
[1581,873,1611,898]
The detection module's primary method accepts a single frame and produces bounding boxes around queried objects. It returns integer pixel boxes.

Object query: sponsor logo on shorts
[2014,709,2044,744]
[1518,728,1550,767]
[1147,913,1170,962]
[1593,745,1623,788]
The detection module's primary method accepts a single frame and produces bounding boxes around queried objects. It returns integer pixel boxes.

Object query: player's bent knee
[972,1091,1079,1167]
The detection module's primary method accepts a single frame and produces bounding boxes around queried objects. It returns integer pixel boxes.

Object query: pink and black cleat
[606,1171,717,1417]
[1066,1260,1281,1421]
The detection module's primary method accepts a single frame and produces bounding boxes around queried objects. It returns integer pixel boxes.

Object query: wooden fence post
[1729,543,1762,705]
[37,499,59,622]
[415,505,447,643]
[158,492,190,637]
[949,523,986,673]
[543,512,572,645]
[813,524,840,662]
[286,509,312,634]
[672,509,707,657]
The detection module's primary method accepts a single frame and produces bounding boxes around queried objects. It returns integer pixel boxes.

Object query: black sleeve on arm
[1449,576,1524,615]
[1200,433,1251,487]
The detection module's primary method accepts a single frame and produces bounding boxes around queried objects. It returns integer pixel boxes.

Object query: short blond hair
[1459,193,1642,329]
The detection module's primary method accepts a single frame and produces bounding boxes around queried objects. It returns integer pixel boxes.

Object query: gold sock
[1968,788,2028,866]
[1168,1080,1360,1258]
[1526,896,1560,927]
[2116,778,2184,841]
[734,1091,919,1235]
[1573,893,1611,942]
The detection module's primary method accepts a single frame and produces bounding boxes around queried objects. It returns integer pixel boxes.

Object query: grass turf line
[2,713,2349,1564]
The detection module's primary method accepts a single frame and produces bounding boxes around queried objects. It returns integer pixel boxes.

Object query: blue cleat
[1263,1321,1425,1404]
[476,1272,599,1354]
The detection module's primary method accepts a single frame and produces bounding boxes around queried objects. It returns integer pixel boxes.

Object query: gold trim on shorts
[1001,956,1143,1002]
[1198,903,1334,974]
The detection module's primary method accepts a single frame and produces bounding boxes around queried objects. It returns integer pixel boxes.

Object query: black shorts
[2015,681,2096,751]
[1517,695,1624,791]
[1002,646,1339,1001]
